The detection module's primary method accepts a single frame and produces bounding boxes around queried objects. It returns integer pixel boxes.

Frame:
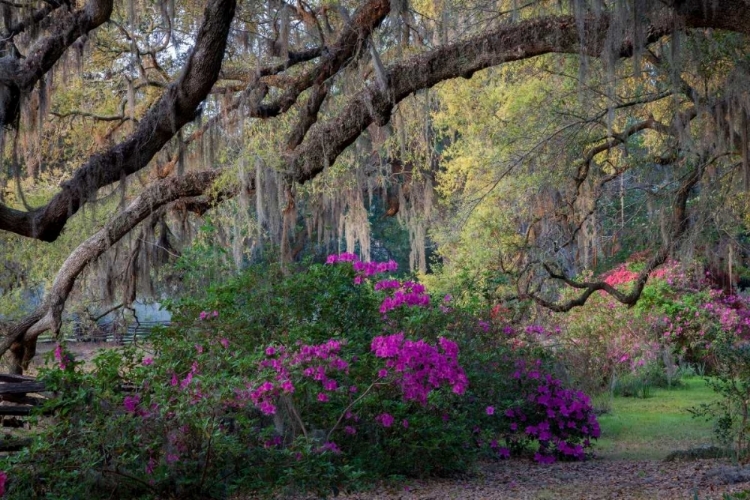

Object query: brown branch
[259,0,389,117]
[572,115,672,203]
[286,13,676,184]
[219,47,324,82]
[0,170,223,373]
[285,0,750,186]
[529,160,706,312]
[0,0,236,242]
[285,82,329,151]
[14,0,114,91]
[2,0,64,41]
[50,110,127,122]
[183,0,389,153]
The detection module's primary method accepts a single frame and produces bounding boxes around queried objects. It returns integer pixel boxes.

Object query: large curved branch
[259,0,389,118]
[3,0,66,43]
[286,13,675,184]
[0,0,745,243]
[529,160,706,312]
[182,0,390,161]
[12,0,113,91]
[0,0,236,242]
[227,0,390,121]
[286,0,750,185]
[0,170,224,373]
[532,246,669,312]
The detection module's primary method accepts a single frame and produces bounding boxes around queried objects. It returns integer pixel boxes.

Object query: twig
[327,381,385,441]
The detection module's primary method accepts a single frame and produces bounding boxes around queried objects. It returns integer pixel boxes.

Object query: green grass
[595,376,720,460]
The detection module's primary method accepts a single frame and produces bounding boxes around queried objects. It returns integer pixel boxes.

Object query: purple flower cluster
[124,395,141,413]
[353,260,399,276]
[371,334,468,404]
[377,280,431,314]
[244,340,349,415]
[501,363,600,463]
[53,344,74,371]
[325,252,359,264]
[326,252,398,285]
[524,325,547,336]
[319,441,342,454]
[198,310,219,320]
[375,412,395,427]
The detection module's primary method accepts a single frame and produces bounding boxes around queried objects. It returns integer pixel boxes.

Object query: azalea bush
[551,260,721,396]
[1,254,599,498]
[500,360,601,461]
[553,282,662,395]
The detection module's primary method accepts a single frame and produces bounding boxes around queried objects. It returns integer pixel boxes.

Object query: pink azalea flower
[123,395,140,413]
[376,413,394,427]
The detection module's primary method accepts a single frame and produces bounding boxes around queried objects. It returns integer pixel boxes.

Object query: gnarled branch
[0,170,224,373]
[0,0,236,242]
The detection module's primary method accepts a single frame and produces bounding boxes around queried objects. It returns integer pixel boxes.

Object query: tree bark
[0,0,235,242]
[0,171,223,373]
[0,0,114,126]
[0,0,747,241]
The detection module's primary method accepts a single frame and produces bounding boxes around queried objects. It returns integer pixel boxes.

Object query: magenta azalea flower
[376,413,394,427]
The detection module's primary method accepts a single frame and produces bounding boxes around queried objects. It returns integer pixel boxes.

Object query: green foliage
[3,259,580,498]
[690,332,750,462]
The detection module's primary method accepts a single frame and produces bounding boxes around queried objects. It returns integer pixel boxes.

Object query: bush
[691,330,750,461]
[1,254,598,498]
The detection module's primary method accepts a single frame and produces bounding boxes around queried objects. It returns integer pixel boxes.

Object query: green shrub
[1,256,598,498]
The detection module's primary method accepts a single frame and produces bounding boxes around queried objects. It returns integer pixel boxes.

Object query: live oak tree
[1,0,750,372]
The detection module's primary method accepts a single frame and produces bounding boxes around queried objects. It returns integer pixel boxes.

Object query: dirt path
[337,459,750,500]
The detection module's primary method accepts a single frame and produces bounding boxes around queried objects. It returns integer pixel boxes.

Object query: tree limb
[529,160,705,312]
[0,0,236,242]
[0,170,224,373]
[285,13,675,184]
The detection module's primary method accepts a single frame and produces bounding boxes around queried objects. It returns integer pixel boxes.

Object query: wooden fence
[37,320,170,344]
[0,374,47,452]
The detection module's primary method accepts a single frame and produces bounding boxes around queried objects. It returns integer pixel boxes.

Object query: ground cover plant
[0,256,600,498]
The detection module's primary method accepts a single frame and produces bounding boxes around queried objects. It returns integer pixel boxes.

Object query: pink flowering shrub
[5,255,600,498]
[550,257,750,401]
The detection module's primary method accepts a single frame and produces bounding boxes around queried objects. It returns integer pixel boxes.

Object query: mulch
[337,458,750,499]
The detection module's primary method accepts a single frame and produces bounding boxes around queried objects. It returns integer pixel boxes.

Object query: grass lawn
[595,376,720,460]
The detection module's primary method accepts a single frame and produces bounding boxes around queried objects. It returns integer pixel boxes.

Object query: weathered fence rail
[37,320,170,344]
[0,374,48,452]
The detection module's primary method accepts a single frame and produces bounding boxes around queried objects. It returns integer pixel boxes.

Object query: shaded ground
[336,459,750,499]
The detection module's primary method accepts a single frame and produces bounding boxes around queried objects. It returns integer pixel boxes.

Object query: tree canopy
[2,0,750,372]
